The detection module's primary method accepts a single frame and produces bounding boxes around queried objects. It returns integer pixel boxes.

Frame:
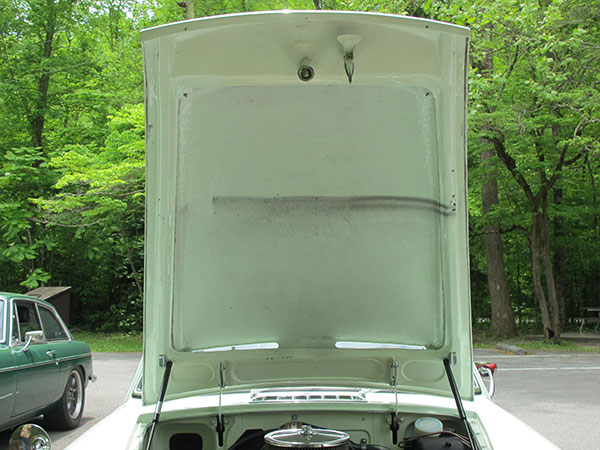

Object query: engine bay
[150,411,473,450]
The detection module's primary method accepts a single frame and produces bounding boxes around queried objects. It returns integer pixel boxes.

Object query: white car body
[67,10,559,450]
[68,373,556,449]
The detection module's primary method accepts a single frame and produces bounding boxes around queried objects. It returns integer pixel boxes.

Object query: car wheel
[45,368,85,430]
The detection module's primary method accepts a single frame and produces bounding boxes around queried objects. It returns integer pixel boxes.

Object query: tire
[45,368,85,430]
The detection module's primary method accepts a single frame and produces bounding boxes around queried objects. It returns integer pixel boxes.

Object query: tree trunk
[585,155,600,306]
[531,211,554,339]
[491,132,567,342]
[541,193,561,342]
[553,188,567,325]
[531,205,562,342]
[481,149,516,336]
[31,0,57,150]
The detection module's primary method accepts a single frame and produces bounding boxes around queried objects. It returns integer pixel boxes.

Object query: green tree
[441,0,600,341]
[1,0,598,336]
[1,0,146,326]
[34,104,146,329]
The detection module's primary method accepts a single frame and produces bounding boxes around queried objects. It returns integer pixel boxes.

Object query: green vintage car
[0,292,93,432]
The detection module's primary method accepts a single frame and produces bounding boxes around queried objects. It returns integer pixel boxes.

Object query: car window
[133,376,142,398]
[38,306,69,341]
[0,300,4,343]
[15,301,42,342]
[473,375,482,395]
[12,308,20,343]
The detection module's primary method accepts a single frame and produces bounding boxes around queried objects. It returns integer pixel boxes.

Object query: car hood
[141,11,471,406]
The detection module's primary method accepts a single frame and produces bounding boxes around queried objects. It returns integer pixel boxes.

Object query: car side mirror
[475,362,497,398]
[9,424,51,450]
[476,362,497,375]
[16,330,47,353]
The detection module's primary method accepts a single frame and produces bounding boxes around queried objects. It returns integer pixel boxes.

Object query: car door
[11,300,60,418]
[0,298,16,428]
[37,304,74,395]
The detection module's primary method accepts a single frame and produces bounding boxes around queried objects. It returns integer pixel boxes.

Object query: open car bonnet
[141,11,471,406]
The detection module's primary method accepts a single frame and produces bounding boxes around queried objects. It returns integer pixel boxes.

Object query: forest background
[0,0,598,343]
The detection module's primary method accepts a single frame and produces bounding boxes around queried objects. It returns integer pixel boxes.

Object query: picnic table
[578,307,600,334]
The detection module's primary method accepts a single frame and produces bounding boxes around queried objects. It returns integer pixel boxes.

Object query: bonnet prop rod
[216,362,226,447]
[389,359,400,444]
[145,358,173,450]
[443,357,478,450]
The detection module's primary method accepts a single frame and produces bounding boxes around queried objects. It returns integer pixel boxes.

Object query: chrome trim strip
[56,353,92,363]
[0,299,6,345]
[0,352,91,374]
[335,341,427,350]
[15,359,58,369]
[9,299,18,347]
[250,388,367,404]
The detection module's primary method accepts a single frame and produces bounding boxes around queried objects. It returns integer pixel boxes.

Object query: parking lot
[1,349,598,449]
[475,349,600,449]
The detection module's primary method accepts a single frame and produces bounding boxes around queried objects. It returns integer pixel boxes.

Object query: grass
[69,328,599,353]
[71,330,143,352]
[473,330,600,352]
[512,337,600,352]
[474,338,596,351]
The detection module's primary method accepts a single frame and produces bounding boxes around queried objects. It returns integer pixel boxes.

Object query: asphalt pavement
[1,349,599,450]
[475,349,600,449]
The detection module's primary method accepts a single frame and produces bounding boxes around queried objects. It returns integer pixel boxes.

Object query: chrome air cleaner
[265,426,350,450]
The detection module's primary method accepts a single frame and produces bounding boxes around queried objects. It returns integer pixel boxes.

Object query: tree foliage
[456,0,600,340]
[0,0,598,335]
